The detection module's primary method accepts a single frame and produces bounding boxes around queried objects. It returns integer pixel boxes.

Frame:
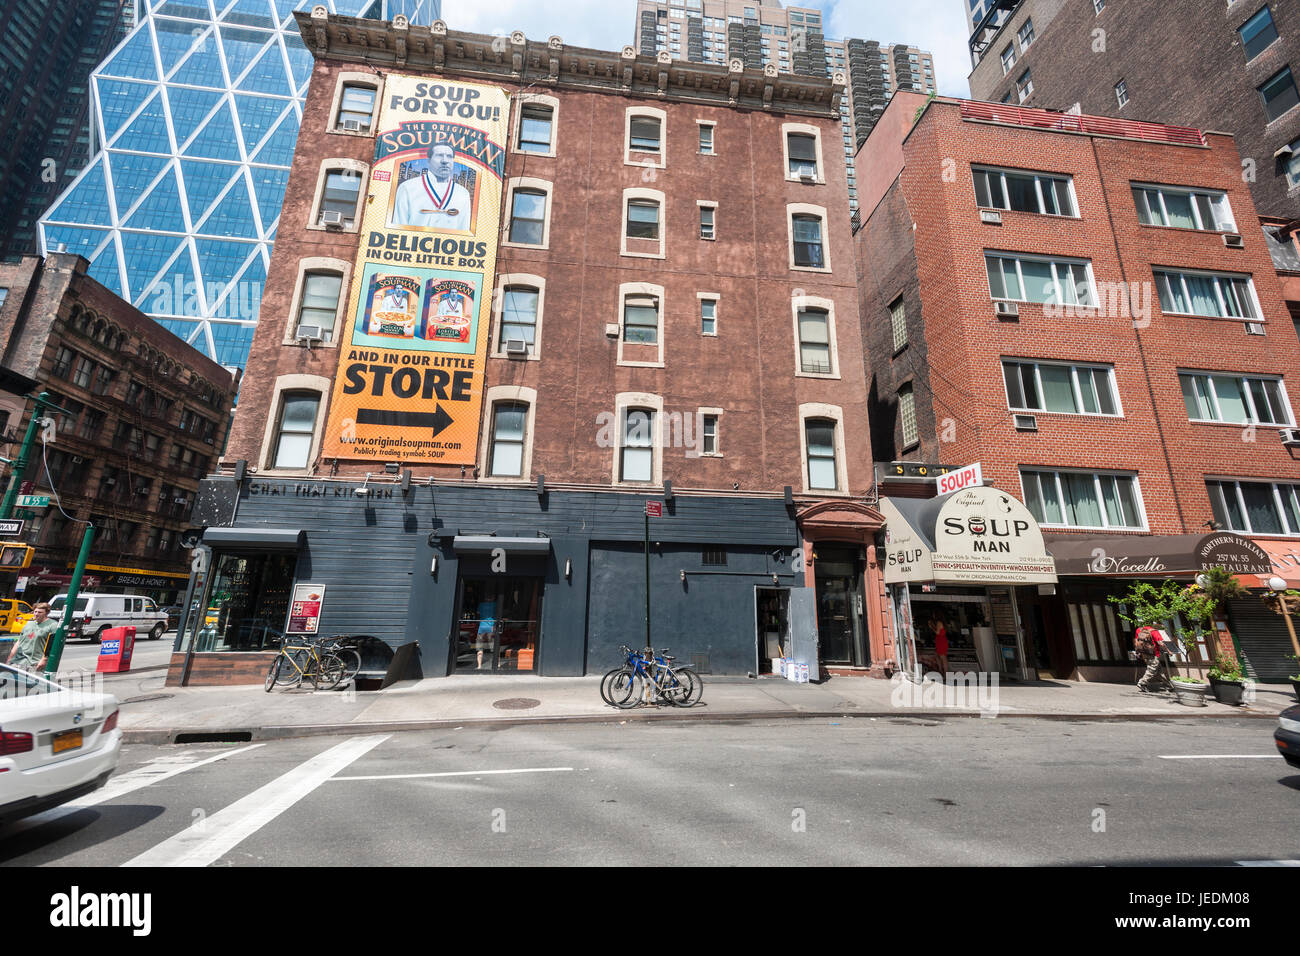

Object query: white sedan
[0,663,121,825]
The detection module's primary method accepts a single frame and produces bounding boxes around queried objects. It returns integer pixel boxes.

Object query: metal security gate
[1227,598,1295,682]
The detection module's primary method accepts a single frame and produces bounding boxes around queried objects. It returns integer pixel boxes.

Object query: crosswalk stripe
[331,766,574,782]
[4,744,266,834]
[120,734,390,868]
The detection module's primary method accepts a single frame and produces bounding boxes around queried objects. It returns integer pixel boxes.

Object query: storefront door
[454,576,542,673]
[813,546,866,666]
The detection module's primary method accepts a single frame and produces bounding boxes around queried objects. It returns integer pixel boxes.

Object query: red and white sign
[937,462,983,496]
[645,501,663,518]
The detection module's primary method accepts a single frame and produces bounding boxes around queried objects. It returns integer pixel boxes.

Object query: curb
[120,705,1281,745]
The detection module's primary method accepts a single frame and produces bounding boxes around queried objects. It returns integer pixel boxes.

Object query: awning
[452,535,551,554]
[881,487,1056,585]
[1236,538,1300,589]
[1047,532,1271,577]
[200,528,306,550]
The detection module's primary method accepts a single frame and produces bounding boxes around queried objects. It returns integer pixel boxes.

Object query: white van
[47,594,170,642]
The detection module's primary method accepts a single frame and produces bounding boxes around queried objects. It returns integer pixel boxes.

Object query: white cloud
[442,0,973,96]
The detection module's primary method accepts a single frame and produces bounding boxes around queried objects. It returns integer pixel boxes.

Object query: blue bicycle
[600,645,702,708]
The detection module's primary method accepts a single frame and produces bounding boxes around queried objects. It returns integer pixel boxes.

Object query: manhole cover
[123,694,174,704]
[492,697,541,710]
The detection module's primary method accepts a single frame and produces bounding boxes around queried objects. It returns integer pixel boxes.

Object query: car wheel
[150,623,164,641]
[94,625,110,644]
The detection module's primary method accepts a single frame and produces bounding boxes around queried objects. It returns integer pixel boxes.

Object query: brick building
[0,253,239,607]
[180,12,889,685]
[856,90,1300,682]
[966,0,1300,219]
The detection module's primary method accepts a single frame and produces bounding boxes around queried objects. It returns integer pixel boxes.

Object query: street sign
[0,518,24,536]
[645,501,663,518]
[16,495,49,508]
[937,462,983,495]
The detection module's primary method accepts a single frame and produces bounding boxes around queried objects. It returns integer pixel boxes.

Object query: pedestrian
[932,615,949,680]
[5,602,58,673]
[1134,624,1164,691]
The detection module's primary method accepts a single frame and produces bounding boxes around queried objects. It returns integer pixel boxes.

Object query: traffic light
[0,543,33,569]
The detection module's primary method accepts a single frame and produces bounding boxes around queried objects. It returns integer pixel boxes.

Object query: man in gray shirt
[6,602,58,673]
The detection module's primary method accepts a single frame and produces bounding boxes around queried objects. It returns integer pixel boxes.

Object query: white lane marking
[5,744,266,832]
[1157,754,1281,760]
[1235,859,1300,866]
[121,734,390,868]
[331,766,574,782]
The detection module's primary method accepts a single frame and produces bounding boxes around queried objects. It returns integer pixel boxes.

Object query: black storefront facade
[172,475,818,684]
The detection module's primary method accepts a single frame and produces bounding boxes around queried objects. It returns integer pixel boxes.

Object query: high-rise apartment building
[0,1,134,262]
[633,0,936,213]
[966,1,1300,219]
[36,0,441,370]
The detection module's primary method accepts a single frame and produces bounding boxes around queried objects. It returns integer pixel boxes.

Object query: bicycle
[264,636,347,691]
[601,646,703,708]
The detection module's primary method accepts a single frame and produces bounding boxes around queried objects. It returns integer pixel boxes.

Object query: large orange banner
[322,76,509,465]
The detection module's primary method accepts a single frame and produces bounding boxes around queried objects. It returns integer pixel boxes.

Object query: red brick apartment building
[857,92,1300,682]
[180,11,891,685]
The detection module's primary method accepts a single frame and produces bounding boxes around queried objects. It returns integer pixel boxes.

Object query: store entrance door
[454,576,543,673]
[813,546,866,667]
[755,588,789,674]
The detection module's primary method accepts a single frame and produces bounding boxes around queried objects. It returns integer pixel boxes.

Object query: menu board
[286,583,326,635]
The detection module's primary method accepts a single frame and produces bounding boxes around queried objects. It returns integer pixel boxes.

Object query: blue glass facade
[37,0,442,369]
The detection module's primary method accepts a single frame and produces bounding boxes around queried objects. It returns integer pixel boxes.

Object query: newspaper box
[96,626,136,674]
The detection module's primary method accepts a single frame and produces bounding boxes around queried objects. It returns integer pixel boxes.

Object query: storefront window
[190,552,297,652]
[454,577,541,673]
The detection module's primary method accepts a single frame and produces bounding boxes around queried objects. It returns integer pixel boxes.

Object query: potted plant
[1207,652,1246,706]
[1110,578,1216,705]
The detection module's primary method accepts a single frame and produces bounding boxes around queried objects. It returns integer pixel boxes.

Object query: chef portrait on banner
[391,139,474,232]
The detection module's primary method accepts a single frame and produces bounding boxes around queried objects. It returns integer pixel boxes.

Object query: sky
[442,0,975,97]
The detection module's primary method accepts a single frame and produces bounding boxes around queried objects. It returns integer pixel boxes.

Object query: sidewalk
[74,665,1298,744]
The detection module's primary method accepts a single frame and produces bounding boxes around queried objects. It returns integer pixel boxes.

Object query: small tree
[1109,579,1216,657]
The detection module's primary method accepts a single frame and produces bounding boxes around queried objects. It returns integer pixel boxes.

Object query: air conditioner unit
[136,487,148,496]
[174,496,188,505]
[204,437,214,444]
[321,210,344,228]
[604,323,620,337]
[70,455,83,464]
[1222,233,1244,248]
[1274,143,1295,159]
[994,300,1019,318]
[295,325,322,342]
[1013,414,1038,432]
[797,165,817,183]
[504,338,529,356]
[1246,322,1265,336]
[1280,428,1300,447]
[979,209,1003,225]
[104,477,116,487]
[341,118,362,132]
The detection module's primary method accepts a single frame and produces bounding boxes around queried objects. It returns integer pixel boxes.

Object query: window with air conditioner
[1132,184,1235,232]
[1003,359,1120,416]
[336,83,376,132]
[499,286,538,355]
[1207,479,1300,535]
[986,252,1096,306]
[787,132,819,179]
[1154,269,1260,319]
[973,166,1077,217]
[320,170,361,227]
[296,271,343,343]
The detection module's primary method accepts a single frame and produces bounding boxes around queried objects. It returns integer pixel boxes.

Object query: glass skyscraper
[37,0,440,369]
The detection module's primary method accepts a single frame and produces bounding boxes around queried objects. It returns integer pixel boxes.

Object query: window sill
[256,467,315,478]
[625,154,664,169]
[329,126,374,137]
[620,248,666,260]
[480,475,532,484]
[795,370,841,380]
[305,222,360,234]
[791,264,832,274]
[892,343,908,359]
[1187,418,1292,428]
[516,145,557,159]
[617,359,665,369]
[500,240,549,251]
[280,338,338,349]
[1157,309,1263,322]
[804,487,850,497]
[1009,408,1123,420]
[489,349,541,361]
[1136,222,1238,235]
[976,205,1081,221]
[785,175,826,185]
[1039,523,1148,533]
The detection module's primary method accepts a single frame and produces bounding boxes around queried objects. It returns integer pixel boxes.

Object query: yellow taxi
[0,599,33,634]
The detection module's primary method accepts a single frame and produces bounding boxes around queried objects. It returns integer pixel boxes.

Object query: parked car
[0,599,32,633]
[47,593,169,642]
[1276,704,1300,770]
[0,662,121,825]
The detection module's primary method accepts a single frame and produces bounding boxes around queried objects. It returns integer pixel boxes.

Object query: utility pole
[0,390,51,520]
[44,523,94,676]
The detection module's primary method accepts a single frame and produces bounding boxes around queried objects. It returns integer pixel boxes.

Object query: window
[508,189,547,245]
[701,413,719,455]
[1016,69,1033,102]
[630,115,662,154]
[890,297,907,352]
[500,286,538,353]
[702,546,726,565]
[623,295,659,345]
[620,409,656,482]
[1240,7,1279,61]
[1002,360,1120,415]
[52,346,75,379]
[72,355,94,390]
[804,419,839,490]
[296,271,343,342]
[488,403,528,477]
[700,297,717,335]
[787,132,818,177]
[1154,269,1259,319]
[77,408,104,440]
[698,123,715,154]
[336,83,376,131]
[626,199,660,240]
[986,253,1096,306]
[1018,18,1035,48]
[91,365,114,396]
[1260,67,1300,121]
[272,393,319,470]
[1115,79,1128,108]
[518,103,554,154]
[699,204,715,240]
[1180,372,1292,425]
[1208,479,1300,535]
[973,166,1076,216]
[1094,0,1105,11]
[1000,44,1016,75]
[899,384,918,448]
[320,170,361,226]
[791,214,825,269]
[1132,184,1235,231]
[0,288,6,311]
[1022,469,1145,529]
[798,307,831,374]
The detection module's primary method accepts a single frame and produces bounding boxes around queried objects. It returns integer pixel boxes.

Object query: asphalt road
[2,632,176,673]
[2,717,1296,866]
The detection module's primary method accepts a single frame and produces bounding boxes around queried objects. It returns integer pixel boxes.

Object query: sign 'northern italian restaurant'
[322,76,510,465]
